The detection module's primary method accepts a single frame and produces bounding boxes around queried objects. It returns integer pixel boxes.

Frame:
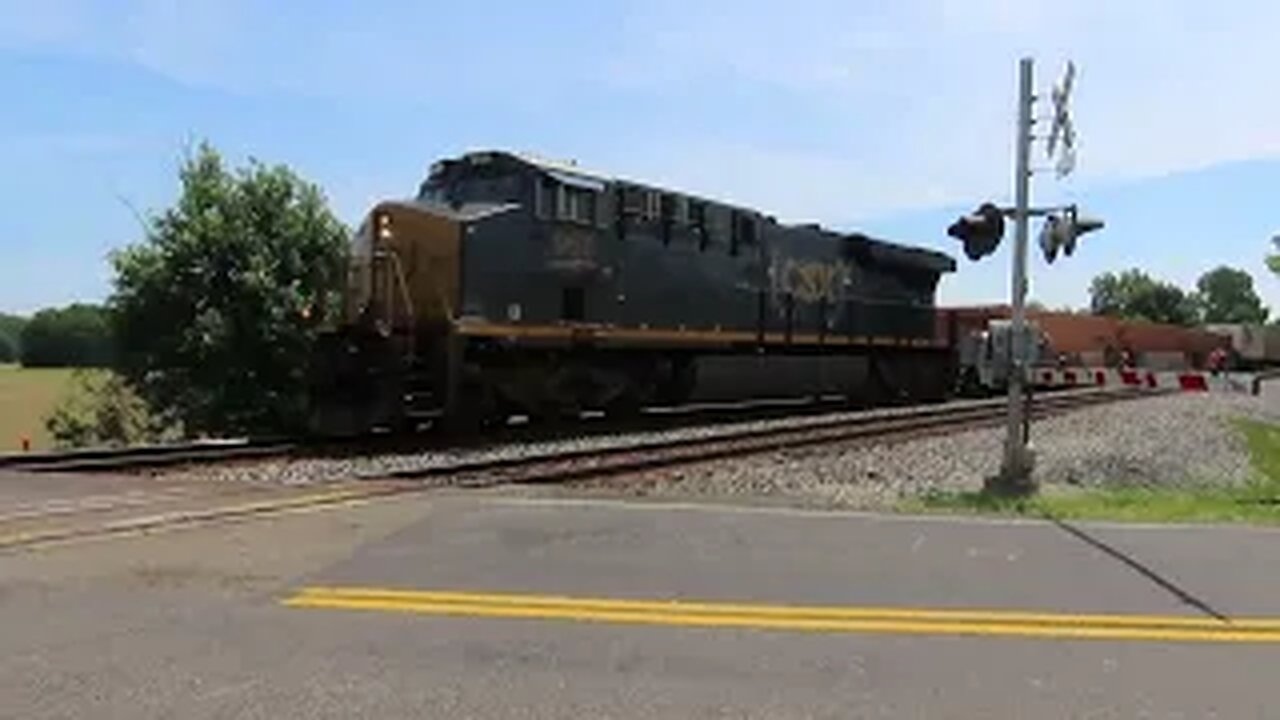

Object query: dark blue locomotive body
[308,150,957,434]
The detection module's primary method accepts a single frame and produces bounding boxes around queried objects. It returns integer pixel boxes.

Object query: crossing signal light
[1038,206,1104,263]
[948,202,1006,261]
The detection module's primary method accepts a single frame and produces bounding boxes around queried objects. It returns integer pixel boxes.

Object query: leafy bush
[44,370,176,448]
[109,142,348,436]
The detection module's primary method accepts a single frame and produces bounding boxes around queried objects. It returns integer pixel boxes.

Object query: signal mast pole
[995,57,1036,493]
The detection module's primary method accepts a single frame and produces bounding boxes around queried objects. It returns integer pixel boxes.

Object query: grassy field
[903,419,1280,525]
[0,364,81,451]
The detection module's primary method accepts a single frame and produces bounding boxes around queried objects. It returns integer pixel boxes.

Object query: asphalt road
[4,490,1280,718]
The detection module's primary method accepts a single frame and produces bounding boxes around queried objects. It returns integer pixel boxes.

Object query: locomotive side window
[642,191,661,222]
[689,200,709,250]
[706,205,730,250]
[614,184,645,238]
[730,211,757,256]
[537,170,606,226]
[557,185,596,225]
[621,186,645,215]
[535,176,556,219]
[594,185,611,228]
[660,193,678,245]
[739,214,757,245]
[614,186,627,238]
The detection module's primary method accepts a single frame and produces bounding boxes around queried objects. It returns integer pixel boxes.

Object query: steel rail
[0,388,1149,475]
[371,388,1156,487]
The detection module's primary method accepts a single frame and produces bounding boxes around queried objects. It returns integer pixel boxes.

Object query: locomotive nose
[363,202,463,329]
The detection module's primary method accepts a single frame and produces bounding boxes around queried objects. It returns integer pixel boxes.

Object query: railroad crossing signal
[1037,206,1104,263]
[947,202,1006,261]
[944,57,1101,496]
[1046,61,1076,178]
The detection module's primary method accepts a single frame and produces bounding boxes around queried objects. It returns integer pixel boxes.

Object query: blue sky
[2,0,1278,315]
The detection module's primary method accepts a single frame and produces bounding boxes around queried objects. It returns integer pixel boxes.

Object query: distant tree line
[21,304,114,366]
[0,305,114,367]
[1088,265,1269,326]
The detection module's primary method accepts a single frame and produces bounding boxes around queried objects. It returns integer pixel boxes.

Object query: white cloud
[600,0,1280,220]
[3,0,1280,225]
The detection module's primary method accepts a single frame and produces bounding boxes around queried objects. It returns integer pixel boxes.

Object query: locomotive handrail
[382,247,416,357]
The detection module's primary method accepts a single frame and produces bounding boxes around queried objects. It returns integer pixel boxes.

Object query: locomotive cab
[308,152,543,435]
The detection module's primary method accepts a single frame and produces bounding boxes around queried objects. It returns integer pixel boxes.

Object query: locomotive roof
[844,232,956,274]
[444,150,956,272]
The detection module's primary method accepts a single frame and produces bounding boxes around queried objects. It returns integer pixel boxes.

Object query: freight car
[947,306,1229,372]
[1204,323,1280,370]
[307,150,958,435]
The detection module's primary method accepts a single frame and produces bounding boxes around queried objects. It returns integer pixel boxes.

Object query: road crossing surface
[4,484,1280,717]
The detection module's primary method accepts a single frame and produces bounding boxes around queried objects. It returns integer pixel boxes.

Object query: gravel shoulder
[535,392,1280,511]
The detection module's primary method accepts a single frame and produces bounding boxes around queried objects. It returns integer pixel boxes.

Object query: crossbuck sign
[1045,61,1076,178]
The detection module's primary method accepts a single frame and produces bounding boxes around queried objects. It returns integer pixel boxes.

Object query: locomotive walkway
[4,490,1280,717]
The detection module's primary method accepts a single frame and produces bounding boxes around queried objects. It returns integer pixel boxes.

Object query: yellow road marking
[282,587,1280,644]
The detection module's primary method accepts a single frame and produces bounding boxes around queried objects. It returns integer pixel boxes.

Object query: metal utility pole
[950,58,1095,495]
[993,57,1036,494]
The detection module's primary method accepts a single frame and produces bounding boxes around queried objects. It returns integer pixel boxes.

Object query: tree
[109,142,348,436]
[0,312,26,363]
[19,304,113,367]
[1089,269,1199,326]
[1195,266,1268,324]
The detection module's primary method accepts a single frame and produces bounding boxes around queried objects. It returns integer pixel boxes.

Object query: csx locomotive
[307,150,958,435]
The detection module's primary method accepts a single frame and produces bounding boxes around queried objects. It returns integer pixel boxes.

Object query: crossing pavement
[4,489,1280,717]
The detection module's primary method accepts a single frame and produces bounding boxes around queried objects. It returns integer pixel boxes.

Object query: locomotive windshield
[418,157,525,207]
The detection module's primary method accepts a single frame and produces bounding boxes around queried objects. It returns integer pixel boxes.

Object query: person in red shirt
[1208,346,1227,375]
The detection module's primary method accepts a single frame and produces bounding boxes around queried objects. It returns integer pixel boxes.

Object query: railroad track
[0,387,1150,476]
[0,387,1154,552]
[370,387,1157,488]
[0,437,299,473]
[0,398,869,474]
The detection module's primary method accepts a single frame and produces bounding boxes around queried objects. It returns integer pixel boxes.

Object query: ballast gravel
[156,399,1009,488]
[552,392,1280,509]
[158,389,1280,511]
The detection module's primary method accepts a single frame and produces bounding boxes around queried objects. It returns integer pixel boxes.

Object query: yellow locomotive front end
[307,200,463,436]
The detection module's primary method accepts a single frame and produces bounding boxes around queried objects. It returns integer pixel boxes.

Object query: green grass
[0,365,87,451]
[901,419,1280,526]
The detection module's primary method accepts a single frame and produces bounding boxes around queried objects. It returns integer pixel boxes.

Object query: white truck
[956,319,1052,396]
